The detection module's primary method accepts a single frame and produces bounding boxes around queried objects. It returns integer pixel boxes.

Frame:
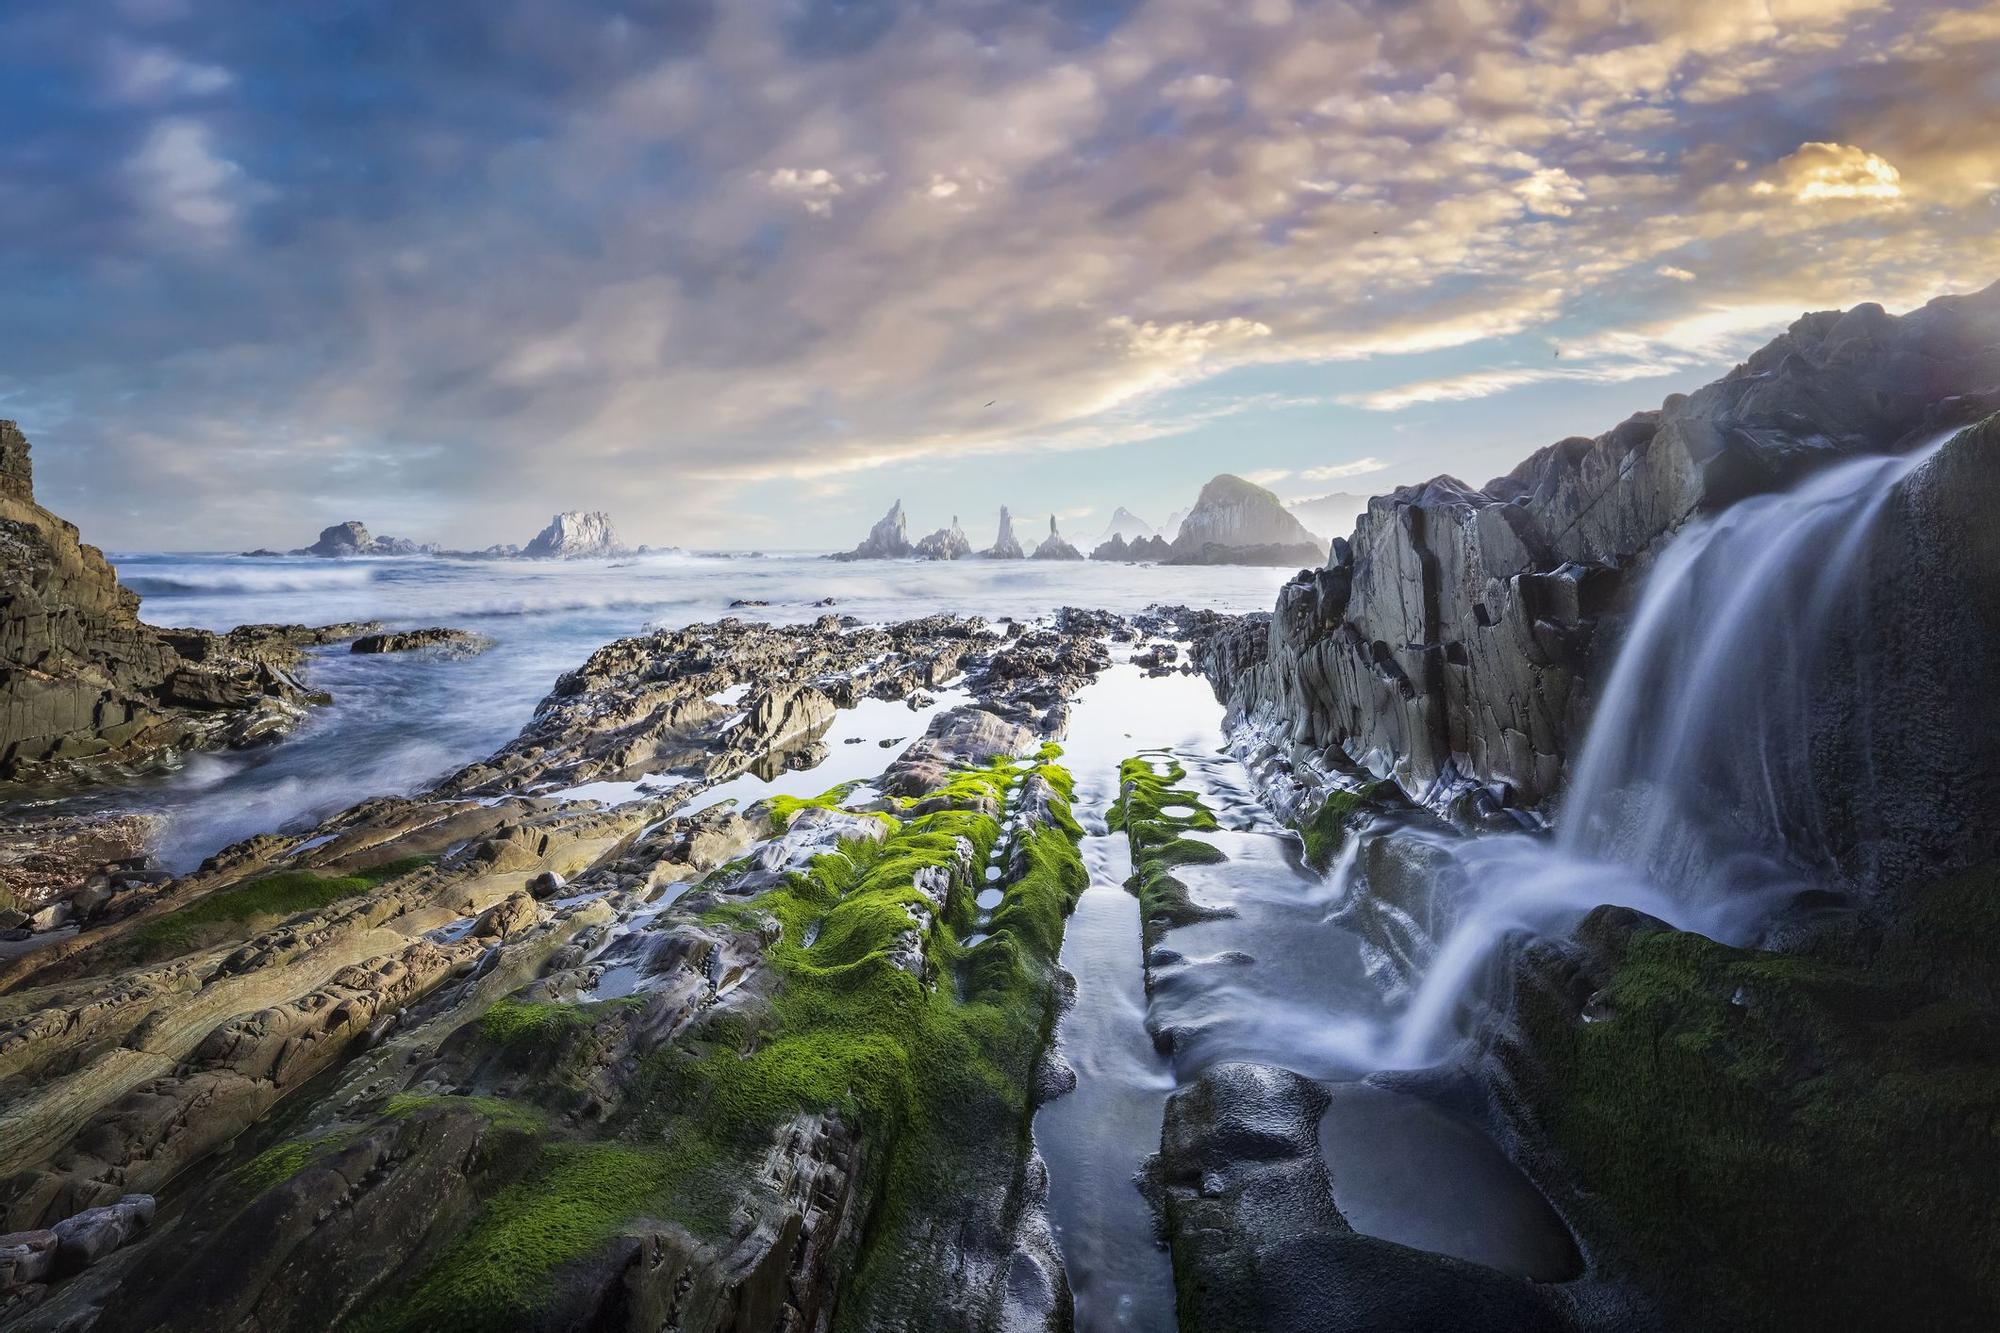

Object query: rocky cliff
[522,510,624,559]
[0,423,353,784]
[1168,475,1324,566]
[1202,286,2000,811]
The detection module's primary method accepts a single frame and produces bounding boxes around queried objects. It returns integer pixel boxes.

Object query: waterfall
[1383,435,1949,1065]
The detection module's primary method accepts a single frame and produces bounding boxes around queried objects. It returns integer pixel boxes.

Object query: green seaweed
[350,752,1087,1332]
[1294,782,1377,870]
[121,856,436,963]
[1523,897,2000,1329]
[1109,754,1229,947]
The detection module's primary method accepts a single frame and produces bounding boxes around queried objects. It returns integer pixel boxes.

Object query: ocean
[72,551,1293,870]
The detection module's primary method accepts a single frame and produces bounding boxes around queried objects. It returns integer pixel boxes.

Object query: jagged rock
[983,506,1026,559]
[913,515,972,560]
[1030,515,1083,560]
[522,510,623,559]
[348,627,493,658]
[1089,533,1129,561]
[831,501,913,561]
[1167,474,1324,565]
[1201,285,2000,810]
[289,522,434,558]
[0,423,341,782]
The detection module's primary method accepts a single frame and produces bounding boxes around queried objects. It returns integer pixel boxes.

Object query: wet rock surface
[1202,285,2000,810]
[0,602,1122,1332]
[348,627,494,657]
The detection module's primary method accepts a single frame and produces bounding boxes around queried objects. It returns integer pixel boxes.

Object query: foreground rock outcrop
[0,423,356,784]
[1203,286,2000,813]
[0,601,1128,1331]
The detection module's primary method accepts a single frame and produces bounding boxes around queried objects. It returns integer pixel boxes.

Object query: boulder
[50,1194,154,1276]
[348,627,494,658]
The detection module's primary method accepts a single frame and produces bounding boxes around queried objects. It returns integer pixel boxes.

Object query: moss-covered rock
[1496,891,2000,1330]
[1109,754,1230,949]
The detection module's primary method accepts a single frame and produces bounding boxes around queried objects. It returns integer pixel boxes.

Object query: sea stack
[831,500,915,560]
[914,515,972,560]
[1167,475,1324,566]
[1031,514,1083,560]
[984,506,1025,558]
[523,511,625,559]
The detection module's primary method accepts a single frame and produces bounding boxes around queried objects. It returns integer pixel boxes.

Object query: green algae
[1523,898,2000,1329]
[122,855,436,963]
[1295,782,1378,869]
[348,751,1087,1332]
[345,1140,691,1333]
[1110,754,1228,947]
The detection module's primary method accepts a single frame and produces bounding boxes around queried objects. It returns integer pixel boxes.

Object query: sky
[3,0,1997,553]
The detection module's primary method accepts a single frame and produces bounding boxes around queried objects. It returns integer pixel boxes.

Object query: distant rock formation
[0,421,353,781]
[1160,507,1189,542]
[830,500,914,561]
[1091,532,1172,561]
[1096,507,1156,543]
[523,510,625,559]
[1031,515,1083,561]
[914,515,972,560]
[1285,491,1369,545]
[289,521,436,558]
[1168,475,1324,566]
[984,506,1025,559]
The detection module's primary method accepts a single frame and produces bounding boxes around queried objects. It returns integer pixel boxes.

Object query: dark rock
[349,628,494,658]
[1202,284,2000,809]
[0,423,342,783]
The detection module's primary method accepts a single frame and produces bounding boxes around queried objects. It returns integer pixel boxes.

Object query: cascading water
[1385,436,1950,1065]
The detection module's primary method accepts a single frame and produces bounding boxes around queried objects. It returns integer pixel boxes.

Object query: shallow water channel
[1033,655,1575,1330]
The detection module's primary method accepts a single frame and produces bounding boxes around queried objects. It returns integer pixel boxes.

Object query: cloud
[1753,142,1904,204]
[123,116,252,239]
[3,0,1997,549]
[1300,457,1390,482]
[1241,468,1292,485]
